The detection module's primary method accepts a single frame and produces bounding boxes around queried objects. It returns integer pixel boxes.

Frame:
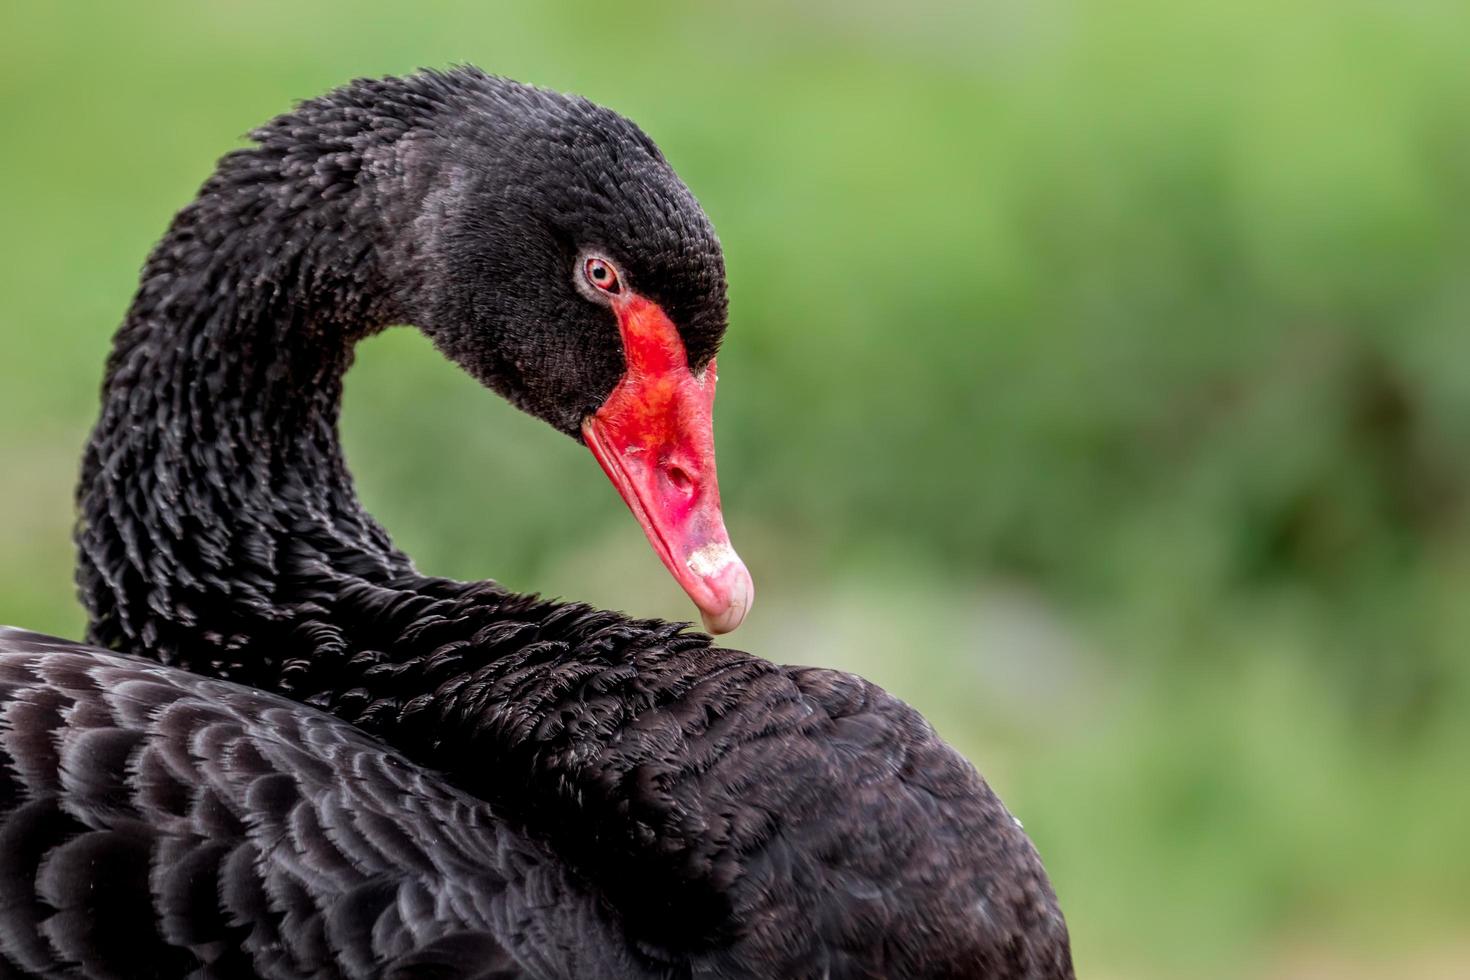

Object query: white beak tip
[698,561,754,635]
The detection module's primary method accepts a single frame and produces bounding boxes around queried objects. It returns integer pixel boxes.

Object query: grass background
[3,2,1469,976]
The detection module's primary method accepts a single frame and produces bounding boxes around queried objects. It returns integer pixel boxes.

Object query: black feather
[2,67,1076,978]
[0,631,635,979]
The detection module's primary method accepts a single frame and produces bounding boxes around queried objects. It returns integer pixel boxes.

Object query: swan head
[406,73,751,634]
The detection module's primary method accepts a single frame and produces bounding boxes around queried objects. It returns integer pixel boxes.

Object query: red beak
[582,293,753,634]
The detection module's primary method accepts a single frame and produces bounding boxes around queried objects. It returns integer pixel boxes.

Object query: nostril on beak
[664,464,693,494]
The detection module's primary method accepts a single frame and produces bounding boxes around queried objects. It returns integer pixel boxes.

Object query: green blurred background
[3,1,1468,976]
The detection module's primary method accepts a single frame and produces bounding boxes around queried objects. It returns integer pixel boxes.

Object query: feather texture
[13,67,1081,977]
[0,627,648,979]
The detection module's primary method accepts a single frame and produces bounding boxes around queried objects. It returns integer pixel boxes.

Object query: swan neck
[76,112,424,666]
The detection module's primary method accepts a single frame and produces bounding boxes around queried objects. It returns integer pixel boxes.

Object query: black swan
[0,68,1073,978]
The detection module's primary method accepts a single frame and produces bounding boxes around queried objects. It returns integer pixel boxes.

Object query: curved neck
[72,78,796,958]
[77,95,428,670]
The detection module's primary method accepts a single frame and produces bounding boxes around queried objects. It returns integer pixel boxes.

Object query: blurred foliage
[2,1,1469,976]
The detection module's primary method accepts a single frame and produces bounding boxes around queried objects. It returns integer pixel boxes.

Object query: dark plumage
[0,627,634,979]
[0,68,1072,977]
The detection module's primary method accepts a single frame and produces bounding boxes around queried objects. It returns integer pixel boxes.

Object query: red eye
[584,256,621,294]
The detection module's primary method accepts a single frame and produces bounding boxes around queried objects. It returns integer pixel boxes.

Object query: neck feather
[77,91,425,668]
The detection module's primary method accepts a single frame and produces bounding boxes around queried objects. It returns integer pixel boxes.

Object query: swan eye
[583,256,621,294]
